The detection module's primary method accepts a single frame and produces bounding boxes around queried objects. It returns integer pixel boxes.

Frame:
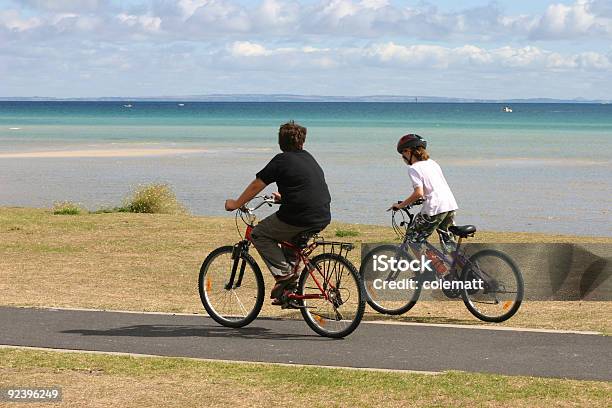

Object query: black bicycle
[198,196,365,338]
[360,200,523,322]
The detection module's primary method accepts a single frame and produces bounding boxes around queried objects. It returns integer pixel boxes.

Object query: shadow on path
[62,324,332,341]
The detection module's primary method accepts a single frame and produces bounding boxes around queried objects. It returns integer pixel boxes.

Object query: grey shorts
[251,213,325,277]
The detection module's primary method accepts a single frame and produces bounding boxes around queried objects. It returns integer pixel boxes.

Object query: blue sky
[1,0,611,99]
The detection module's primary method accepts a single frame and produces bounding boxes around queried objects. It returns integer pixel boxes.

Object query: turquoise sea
[0,101,610,236]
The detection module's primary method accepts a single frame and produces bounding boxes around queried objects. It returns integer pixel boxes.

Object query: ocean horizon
[1,101,610,236]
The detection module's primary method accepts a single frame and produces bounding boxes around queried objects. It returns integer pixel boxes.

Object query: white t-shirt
[408,159,458,216]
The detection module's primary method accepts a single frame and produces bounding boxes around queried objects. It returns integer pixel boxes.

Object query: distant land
[0,94,610,103]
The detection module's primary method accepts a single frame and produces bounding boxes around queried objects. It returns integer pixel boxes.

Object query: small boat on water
[502,106,513,113]
[178,103,185,107]
[123,104,133,108]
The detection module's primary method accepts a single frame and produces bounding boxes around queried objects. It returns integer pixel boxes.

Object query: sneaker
[270,272,298,299]
[271,297,285,306]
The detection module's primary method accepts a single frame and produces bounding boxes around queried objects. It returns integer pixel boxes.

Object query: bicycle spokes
[361,245,421,315]
[461,249,524,322]
[300,254,363,336]
[200,248,262,324]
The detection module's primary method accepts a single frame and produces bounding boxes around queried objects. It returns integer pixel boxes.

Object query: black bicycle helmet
[396,134,427,153]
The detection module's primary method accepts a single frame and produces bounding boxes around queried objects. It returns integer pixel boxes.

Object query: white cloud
[3,0,612,41]
[186,0,251,32]
[574,51,612,69]
[177,0,209,18]
[0,10,42,31]
[2,37,611,98]
[530,0,612,39]
[117,13,162,32]
[221,41,612,73]
[256,0,299,26]
[360,42,612,71]
[363,43,448,68]
[302,46,330,53]
[321,0,358,20]
[229,41,270,57]
[359,0,389,10]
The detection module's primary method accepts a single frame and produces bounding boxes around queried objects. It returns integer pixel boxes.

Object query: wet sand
[0,148,208,158]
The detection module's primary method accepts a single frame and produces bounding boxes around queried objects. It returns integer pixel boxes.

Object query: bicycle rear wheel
[198,245,264,328]
[460,249,524,323]
[360,244,421,315]
[299,253,365,338]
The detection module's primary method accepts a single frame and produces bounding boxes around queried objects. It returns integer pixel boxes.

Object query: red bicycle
[198,196,365,338]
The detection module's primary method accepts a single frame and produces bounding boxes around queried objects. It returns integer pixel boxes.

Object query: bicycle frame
[393,208,498,290]
[391,204,470,280]
[231,223,336,303]
[399,236,468,277]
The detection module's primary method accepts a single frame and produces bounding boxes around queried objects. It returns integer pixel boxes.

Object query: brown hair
[410,146,430,162]
[278,121,306,152]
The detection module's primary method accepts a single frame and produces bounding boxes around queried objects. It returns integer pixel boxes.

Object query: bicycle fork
[226,241,249,290]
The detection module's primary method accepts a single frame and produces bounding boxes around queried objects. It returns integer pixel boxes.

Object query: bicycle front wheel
[360,244,422,315]
[299,253,365,338]
[198,245,264,328]
[460,249,524,323]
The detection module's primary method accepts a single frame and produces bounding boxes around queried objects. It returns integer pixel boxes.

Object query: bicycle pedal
[281,301,307,310]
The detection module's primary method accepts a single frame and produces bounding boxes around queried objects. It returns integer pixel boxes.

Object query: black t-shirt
[256,150,331,227]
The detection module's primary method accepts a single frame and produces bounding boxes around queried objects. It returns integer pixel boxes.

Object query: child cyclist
[390,134,458,272]
[225,121,331,304]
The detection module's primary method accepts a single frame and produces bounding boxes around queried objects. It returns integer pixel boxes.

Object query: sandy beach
[0,148,207,158]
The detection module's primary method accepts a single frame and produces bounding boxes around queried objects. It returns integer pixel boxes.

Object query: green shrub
[123,183,187,215]
[52,201,84,215]
[335,229,359,238]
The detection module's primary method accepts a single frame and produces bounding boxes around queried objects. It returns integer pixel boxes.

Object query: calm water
[0,101,610,235]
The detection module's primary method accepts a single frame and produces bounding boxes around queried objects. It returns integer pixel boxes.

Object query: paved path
[1,307,610,381]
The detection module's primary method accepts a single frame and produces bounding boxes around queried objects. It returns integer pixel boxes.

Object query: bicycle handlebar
[393,198,425,212]
[241,195,279,213]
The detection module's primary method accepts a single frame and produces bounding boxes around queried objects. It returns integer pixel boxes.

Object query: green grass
[335,229,360,237]
[0,348,609,407]
[52,201,84,215]
[92,206,131,214]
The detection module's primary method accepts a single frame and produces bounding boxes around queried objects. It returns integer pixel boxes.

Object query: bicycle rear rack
[314,238,354,259]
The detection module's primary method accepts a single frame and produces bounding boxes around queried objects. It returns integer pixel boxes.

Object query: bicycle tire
[460,249,524,323]
[299,253,365,338]
[198,245,265,328]
[359,244,422,315]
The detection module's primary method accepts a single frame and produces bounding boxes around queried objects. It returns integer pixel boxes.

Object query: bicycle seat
[449,225,477,238]
[292,228,322,248]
